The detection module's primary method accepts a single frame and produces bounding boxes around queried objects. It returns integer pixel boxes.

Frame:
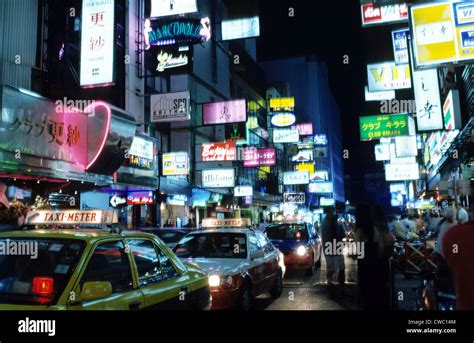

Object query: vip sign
[201,142,236,162]
[80,0,115,88]
[283,171,309,185]
[202,169,235,188]
[234,186,253,197]
[361,2,408,27]
[413,68,443,131]
[385,163,420,181]
[150,91,190,123]
[367,62,411,92]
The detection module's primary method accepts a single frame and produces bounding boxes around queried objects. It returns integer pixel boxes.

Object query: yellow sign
[411,2,474,67]
[269,97,295,110]
[296,163,315,175]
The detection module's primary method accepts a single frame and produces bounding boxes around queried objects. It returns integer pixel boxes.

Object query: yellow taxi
[0,210,211,310]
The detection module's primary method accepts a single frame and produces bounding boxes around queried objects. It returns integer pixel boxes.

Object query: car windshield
[174,233,247,259]
[0,238,84,306]
[265,224,309,240]
[155,231,187,244]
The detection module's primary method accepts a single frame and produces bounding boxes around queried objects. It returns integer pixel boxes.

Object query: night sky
[258,0,389,179]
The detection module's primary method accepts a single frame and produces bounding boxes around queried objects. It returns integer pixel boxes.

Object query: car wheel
[237,280,252,311]
[305,260,316,276]
[269,270,283,298]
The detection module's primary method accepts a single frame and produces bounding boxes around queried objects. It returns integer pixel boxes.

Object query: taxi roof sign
[202,218,252,228]
[25,210,118,226]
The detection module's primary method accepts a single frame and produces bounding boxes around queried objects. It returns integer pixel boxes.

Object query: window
[80,241,133,294]
[174,233,247,259]
[256,232,275,255]
[248,232,261,254]
[128,239,163,287]
[156,247,178,280]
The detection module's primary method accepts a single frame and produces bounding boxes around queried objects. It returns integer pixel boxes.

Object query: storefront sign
[273,129,299,143]
[149,0,197,18]
[443,90,463,130]
[150,91,190,122]
[124,136,155,170]
[283,171,310,185]
[361,2,408,27]
[359,114,409,141]
[144,17,211,48]
[411,2,474,69]
[296,163,315,175]
[202,218,251,228]
[313,134,328,146]
[80,0,115,88]
[364,86,395,102]
[292,123,313,136]
[166,195,188,206]
[413,68,443,131]
[242,147,276,167]
[222,16,260,41]
[202,169,235,188]
[271,112,296,127]
[234,186,253,197]
[308,182,334,194]
[109,194,127,208]
[392,28,410,64]
[163,152,189,176]
[127,191,155,205]
[320,197,335,207]
[203,99,247,125]
[367,62,411,92]
[283,193,305,204]
[269,97,295,111]
[25,210,111,225]
[202,142,236,161]
[292,150,313,162]
[375,144,391,161]
[395,136,418,158]
[149,45,193,75]
[385,163,420,181]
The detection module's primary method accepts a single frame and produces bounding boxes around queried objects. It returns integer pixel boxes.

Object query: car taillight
[32,277,54,297]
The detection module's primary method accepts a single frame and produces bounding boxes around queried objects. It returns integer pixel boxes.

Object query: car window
[265,224,309,240]
[80,240,133,295]
[156,246,179,280]
[256,232,274,255]
[174,233,247,259]
[128,239,164,287]
[248,232,261,254]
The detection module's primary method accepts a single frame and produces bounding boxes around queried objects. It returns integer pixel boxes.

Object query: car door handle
[129,301,142,310]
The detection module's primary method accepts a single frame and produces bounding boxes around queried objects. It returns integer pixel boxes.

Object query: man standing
[442,207,474,310]
[320,207,346,297]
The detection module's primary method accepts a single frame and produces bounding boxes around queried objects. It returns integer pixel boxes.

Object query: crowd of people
[319,202,474,310]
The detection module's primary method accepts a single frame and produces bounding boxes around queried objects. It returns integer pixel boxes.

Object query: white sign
[390,143,416,165]
[375,144,391,161]
[150,0,198,18]
[320,197,335,207]
[129,136,154,160]
[392,28,410,64]
[364,86,395,102]
[385,163,420,181]
[234,186,253,197]
[273,129,299,143]
[413,68,443,131]
[292,150,313,162]
[283,171,309,185]
[222,16,260,41]
[25,210,115,225]
[163,152,189,176]
[202,169,235,188]
[202,217,251,228]
[80,0,115,87]
[151,91,190,122]
[395,136,418,158]
[367,62,411,92]
[308,182,334,194]
[361,3,408,27]
[390,183,407,195]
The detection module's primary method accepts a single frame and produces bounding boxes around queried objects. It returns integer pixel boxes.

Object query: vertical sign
[80,0,115,88]
[412,68,443,131]
[392,28,410,64]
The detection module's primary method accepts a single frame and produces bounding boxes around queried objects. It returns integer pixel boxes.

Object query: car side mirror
[250,250,264,260]
[80,281,113,302]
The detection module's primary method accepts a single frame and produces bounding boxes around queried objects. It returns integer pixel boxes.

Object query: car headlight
[296,245,307,256]
[208,275,220,287]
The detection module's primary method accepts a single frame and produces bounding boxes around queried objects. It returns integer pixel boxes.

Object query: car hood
[179,257,248,276]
